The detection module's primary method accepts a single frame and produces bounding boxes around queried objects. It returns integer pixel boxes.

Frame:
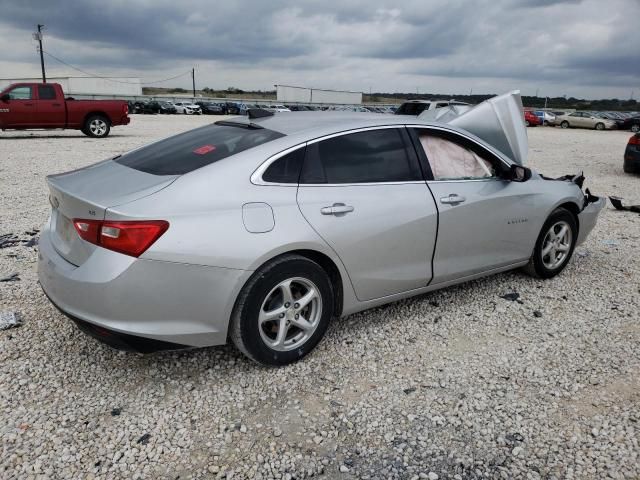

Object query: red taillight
[629,135,640,146]
[123,104,129,115]
[73,219,168,257]
[73,219,101,244]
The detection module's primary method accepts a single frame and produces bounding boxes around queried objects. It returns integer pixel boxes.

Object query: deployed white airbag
[419,91,528,165]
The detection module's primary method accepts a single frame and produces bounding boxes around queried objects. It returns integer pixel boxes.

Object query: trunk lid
[46,159,177,266]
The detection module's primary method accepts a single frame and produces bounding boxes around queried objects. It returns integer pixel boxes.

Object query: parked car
[552,112,617,130]
[173,102,202,115]
[158,101,177,114]
[624,133,640,173]
[524,110,542,127]
[0,82,130,138]
[395,99,471,115]
[533,110,556,125]
[38,92,604,365]
[196,101,224,115]
[224,102,241,115]
[619,116,640,133]
[127,100,139,114]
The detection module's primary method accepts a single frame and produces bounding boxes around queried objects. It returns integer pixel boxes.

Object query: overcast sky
[0,0,638,99]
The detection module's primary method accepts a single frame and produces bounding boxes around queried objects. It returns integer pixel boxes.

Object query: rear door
[410,127,542,284]
[36,84,66,127]
[296,126,438,301]
[1,85,37,127]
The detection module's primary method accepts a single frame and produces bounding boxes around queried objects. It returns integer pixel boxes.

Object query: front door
[411,128,542,284]
[36,84,65,127]
[1,85,36,127]
[296,127,438,301]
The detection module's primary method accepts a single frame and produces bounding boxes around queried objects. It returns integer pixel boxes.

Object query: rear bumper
[576,196,605,246]
[38,222,252,349]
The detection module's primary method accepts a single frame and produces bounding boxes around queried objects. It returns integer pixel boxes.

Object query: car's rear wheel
[595,122,605,131]
[524,208,577,279]
[230,255,334,366]
[525,120,530,127]
[83,115,110,138]
[560,121,570,129]
[631,124,640,133]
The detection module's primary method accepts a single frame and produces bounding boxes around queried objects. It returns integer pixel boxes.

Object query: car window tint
[7,86,32,100]
[116,123,285,175]
[418,134,496,181]
[38,85,56,100]
[300,129,421,184]
[262,147,306,183]
[396,102,429,115]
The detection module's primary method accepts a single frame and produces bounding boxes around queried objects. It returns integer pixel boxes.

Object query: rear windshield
[115,123,285,175]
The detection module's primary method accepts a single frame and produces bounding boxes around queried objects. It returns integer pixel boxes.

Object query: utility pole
[192,68,196,98]
[33,24,46,83]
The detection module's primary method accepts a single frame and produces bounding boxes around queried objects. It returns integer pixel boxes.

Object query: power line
[42,50,192,85]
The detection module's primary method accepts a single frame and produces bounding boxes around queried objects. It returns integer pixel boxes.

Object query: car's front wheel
[230,255,334,366]
[524,208,577,279]
[560,121,570,129]
[595,122,605,131]
[631,124,639,133]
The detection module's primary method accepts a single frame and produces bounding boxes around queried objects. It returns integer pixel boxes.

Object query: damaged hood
[419,90,528,165]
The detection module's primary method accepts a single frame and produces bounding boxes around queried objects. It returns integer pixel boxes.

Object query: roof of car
[238,111,415,136]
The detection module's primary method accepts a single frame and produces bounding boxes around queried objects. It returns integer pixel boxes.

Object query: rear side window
[262,147,306,183]
[300,128,421,184]
[116,123,285,175]
[38,85,57,100]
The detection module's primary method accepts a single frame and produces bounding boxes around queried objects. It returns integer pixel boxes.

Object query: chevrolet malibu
[38,92,604,365]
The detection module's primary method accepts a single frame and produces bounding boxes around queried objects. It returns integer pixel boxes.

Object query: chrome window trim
[251,125,420,187]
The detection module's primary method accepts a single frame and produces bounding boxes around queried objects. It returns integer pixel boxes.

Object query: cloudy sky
[0,0,638,99]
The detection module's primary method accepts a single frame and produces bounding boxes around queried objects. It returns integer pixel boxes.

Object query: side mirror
[0,94,9,102]
[509,164,532,182]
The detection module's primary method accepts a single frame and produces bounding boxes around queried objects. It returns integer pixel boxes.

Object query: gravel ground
[1,117,639,479]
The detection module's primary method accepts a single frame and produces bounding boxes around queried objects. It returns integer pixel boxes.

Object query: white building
[276,84,362,105]
[0,76,142,97]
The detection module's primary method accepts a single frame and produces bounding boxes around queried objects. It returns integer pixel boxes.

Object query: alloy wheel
[258,277,322,352]
[90,119,107,136]
[541,220,572,270]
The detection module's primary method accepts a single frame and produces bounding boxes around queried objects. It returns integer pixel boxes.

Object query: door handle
[52,103,62,107]
[24,103,34,107]
[320,203,354,215]
[440,194,466,205]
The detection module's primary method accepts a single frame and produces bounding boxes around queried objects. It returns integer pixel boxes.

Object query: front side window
[38,85,56,100]
[300,128,421,184]
[417,133,496,181]
[7,86,32,100]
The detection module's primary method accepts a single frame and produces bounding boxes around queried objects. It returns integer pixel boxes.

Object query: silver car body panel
[38,101,603,348]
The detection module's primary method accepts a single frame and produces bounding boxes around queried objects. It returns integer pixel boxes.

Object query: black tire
[83,115,110,138]
[631,124,640,133]
[525,120,530,127]
[524,207,578,279]
[560,121,570,129]
[543,120,549,126]
[230,254,334,366]
[595,122,605,131]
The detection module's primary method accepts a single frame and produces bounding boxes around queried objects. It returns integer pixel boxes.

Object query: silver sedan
[38,94,604,365]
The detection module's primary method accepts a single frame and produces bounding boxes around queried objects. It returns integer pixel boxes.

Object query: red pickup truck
[0,82,130,138]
